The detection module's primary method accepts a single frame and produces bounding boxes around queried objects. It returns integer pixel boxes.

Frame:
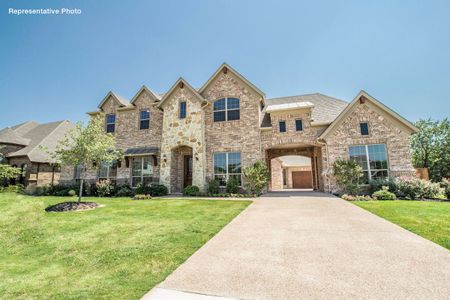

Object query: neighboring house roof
[11,121,39,136]
[158,77,206,108]
[261,93,348,128]
[5,120,76,163]
[130,85,161,104]
[97,91,132,109]
[198,63,266,100]
[0,127,31,146]
[319,90,419,139]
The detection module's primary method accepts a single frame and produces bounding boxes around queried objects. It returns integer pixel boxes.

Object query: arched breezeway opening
[271,156,313,190]
[265,145,323,192]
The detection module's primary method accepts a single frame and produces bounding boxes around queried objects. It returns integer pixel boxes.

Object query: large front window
[213,98,240,122]
[213,152,242,186]
[349,144,389,183]
[98,161,117,181]
[131,156,153,187]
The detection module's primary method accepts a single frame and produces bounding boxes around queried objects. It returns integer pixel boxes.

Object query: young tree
[411,118,450,182]
[243,160,271,195]
[51,115,122,202]
[333,159,364,195]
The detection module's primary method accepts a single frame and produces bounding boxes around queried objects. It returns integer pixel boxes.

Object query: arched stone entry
[265,145,323,191]
[271,156,313,190]
[169,145,193,193]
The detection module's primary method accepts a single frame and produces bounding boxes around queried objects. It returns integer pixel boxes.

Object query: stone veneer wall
[159,85,206,193]
[323,101,416,193]
[202,71,263,186]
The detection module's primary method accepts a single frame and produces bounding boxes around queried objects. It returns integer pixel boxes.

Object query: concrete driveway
[144,192,450,299]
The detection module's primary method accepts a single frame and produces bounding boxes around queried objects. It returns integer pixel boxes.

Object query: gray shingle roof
[0,127,31,146]
[261,93,348,127]
[4,120,76,163]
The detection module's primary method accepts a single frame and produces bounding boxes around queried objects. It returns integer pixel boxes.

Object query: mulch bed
[45,202,99,212]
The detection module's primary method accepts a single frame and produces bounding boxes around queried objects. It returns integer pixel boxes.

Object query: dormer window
[140,110,150,130]
[106,114,116,133]
[213,98,240,122]
[360,122,369,136]
[179,101,187,119]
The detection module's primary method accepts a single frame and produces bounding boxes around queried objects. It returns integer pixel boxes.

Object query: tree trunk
[78,178,84,203]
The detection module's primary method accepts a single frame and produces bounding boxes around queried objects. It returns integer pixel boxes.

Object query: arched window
[213,98,240,122]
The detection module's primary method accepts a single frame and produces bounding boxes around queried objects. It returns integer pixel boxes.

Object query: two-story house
[59,63,418,193]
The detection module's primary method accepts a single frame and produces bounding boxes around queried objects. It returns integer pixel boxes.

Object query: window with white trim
[131,156,153,187]
[213,98,240,122]
[349,144,389,183]
[213,152,242,186]
[98,161,117,181]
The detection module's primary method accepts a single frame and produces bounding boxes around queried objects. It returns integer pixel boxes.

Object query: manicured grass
[0,193,250,299]
[353,200,450,250]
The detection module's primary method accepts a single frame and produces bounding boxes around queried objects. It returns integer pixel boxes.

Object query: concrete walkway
[143,192,450,299]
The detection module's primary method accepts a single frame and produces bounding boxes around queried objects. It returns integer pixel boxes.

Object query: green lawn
[0,193,250,299]
[353,200,450,250]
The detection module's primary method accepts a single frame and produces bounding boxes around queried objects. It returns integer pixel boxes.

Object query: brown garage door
[292,171,313,189]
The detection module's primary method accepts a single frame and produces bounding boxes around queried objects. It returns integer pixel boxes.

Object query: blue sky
[1,0,449,128]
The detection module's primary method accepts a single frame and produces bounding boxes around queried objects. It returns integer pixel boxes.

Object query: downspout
[317,139,331,193]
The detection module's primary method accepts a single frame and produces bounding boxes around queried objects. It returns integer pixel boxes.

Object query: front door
[183,155,193,188]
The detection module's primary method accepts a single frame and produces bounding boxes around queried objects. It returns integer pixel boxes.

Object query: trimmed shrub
[149,184,168,196]
[341,194,372,201]
[24,184,50,196]
[183,185,199,196]
[243,160,270,195]
[0,184,24,193]
[96,180,114,197]
[372,186,397,200]
[395,176,444,199]
[207,179,220,194]
[440,179,450,199]
[115,185,133,197]
[333,159,364,195]
[133,194,152,200]
[68,189,77,197]
[369,178,399,196]
[226,177,239,194]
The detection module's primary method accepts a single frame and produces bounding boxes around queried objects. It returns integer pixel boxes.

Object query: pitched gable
[130,85,161,105]
[158,78,205,109]
[320,91,418,140]
[199,63,265,102]
[97,91,131,109]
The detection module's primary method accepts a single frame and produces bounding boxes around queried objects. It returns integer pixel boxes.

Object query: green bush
[133,194,152,200]
[395,176,444,199]
[372,186,397,200]
[183,185,199,196]
[24,184,50,196]
[440,179,450,199]
[333,159,364,195]
[243,160,270,195]
[226,177,239,194]
[0,184,24,193]
[96,180,114,197]
[135,183,168,196]
[207,179,220,194]
[369,178,398,195]
[115,185,133,197]
[68,189,77,197]
[341,194,372,201]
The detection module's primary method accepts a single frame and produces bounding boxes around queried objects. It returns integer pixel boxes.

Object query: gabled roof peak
[198,62,265,100]
[97,91,131,109]
[158,77,205,108]
[130,85,161,104]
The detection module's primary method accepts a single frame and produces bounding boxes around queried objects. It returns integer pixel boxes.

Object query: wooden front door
[292,171,313,189]
[183,155,193,188]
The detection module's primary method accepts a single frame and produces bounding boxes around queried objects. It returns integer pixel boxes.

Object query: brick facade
[56,65,417,194]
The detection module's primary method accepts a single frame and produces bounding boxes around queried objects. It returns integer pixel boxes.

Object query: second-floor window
[179,101,187,119]
[295,119,303,131]
[140,110,150,130]
[279,120,286,133]
[106,114,116,133]
[213,98,240,122]
[360,122,369,136]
